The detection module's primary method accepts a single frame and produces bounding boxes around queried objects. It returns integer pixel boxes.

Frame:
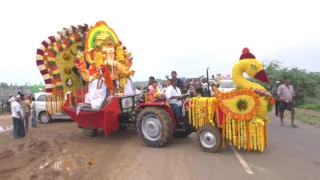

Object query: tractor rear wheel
[137,107,173,147]
[83,128,98,137]
[196,124,222,153]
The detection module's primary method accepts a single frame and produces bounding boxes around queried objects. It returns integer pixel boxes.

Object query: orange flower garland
[215,89,260,121]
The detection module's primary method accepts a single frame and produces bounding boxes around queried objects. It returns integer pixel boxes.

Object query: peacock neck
[232,64,265,90]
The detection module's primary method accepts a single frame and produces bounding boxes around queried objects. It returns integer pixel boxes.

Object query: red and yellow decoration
[36,24,92,113]
[189,47,273,153]
[215,88,260,121]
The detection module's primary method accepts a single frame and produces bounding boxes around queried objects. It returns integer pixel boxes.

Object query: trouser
[169,103,182,120]
[31,111,37,127]
[24,112,29,130]
[12,117,25,138]
[275,101,280,115]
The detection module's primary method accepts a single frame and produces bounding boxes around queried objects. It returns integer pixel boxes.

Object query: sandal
[292,124,297,128]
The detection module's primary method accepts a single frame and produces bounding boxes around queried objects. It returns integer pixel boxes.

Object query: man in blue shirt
[171,71,185,90]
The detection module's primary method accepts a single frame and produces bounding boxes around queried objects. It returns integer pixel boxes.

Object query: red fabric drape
[63,97,120,137]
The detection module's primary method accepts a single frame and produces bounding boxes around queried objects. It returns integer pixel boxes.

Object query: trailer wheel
[137,107,173,147]
[83,128,98,137]
[196,124,222,153]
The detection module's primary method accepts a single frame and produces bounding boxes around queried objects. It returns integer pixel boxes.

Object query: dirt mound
[0,138,54,180]
[0,150,14,160]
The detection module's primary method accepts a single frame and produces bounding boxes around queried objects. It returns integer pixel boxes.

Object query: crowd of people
[8,92,37,139]
[144,71,218,126]
[145,71,297,128]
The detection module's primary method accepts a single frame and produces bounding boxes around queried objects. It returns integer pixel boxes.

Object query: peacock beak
[254,69,269,83]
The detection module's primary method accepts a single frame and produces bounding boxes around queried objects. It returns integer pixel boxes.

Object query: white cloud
[0,0,319,85]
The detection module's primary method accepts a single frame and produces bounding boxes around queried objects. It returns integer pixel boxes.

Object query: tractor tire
[196,124,222,153]
[136,107,173,147]
[83,128,98,137]
[173,124,193,138]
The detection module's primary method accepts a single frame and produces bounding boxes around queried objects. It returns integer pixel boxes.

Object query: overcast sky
[0,0,319,85]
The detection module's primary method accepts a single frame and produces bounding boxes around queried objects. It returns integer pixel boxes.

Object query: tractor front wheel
[137,107,173,147]
[196,124,222,153]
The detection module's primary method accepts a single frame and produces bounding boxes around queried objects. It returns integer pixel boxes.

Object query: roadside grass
[290,108,320,127]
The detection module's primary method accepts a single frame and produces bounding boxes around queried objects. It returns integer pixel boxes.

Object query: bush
[298,104,320,111]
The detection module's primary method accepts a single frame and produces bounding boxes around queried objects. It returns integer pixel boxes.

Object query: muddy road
[0,114,320,180]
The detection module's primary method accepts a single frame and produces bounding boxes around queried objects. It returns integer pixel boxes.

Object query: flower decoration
[65,78,73,87]
[236,99,248,111]
[63,53,71,60]
[251,88,271,97]
[190,92,199,98]
[64,67,72,74]
[267,96,275,111]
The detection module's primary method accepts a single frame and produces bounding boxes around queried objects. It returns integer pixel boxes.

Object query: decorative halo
[35,24,91,94]
[85,21,120,64]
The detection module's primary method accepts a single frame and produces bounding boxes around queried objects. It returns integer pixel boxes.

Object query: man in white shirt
[30,97,37,128]
[165,79,184,126]
[11,95,25,139]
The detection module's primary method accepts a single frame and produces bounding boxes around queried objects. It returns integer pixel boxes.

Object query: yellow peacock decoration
[189,48,275,152]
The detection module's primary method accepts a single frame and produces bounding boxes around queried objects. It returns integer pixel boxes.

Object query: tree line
[249,60,320,110]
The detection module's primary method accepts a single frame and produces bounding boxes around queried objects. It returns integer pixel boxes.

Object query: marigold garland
[188,97,217,130]
[215,88,260,121]
[189,90,268,152]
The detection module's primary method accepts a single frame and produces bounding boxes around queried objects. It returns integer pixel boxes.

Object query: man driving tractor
[165,79,184,126]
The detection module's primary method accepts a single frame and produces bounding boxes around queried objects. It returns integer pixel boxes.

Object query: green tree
[249,60,320,106]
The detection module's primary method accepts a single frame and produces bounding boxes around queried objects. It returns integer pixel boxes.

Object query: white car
[218,80,236,93]
[34,92,71,124]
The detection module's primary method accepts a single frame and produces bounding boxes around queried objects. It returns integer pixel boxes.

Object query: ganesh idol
[73,21,135,107]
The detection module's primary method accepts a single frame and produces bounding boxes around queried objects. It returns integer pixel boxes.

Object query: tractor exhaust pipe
[206,67,210,97]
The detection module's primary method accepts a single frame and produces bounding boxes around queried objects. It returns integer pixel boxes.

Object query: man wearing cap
[272,81,281,116]
[11,95,25,139]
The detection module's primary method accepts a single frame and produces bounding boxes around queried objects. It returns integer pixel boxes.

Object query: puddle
[0,125,13,133]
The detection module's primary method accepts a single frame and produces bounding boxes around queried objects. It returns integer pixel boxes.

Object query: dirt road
[0,115,247,180]
[0,114,319,180]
